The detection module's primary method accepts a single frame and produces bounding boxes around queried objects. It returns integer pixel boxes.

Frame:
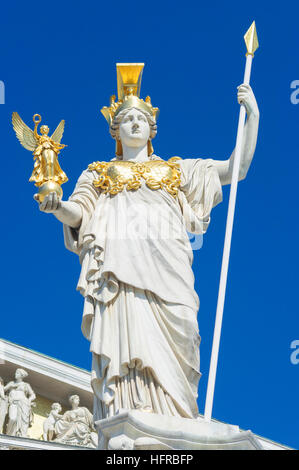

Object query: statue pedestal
[95,410,263,450]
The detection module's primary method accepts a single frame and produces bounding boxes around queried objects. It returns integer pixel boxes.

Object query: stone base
[95,410,263,450]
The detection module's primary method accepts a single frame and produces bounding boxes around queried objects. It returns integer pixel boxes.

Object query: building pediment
[0,339,95,448]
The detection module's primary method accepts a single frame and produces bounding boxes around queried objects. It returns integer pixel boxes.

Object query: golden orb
[38,181,63,203]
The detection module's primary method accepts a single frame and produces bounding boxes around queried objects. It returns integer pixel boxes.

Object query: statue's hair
[69,394,80,404]
[15,368,28,379]
[110,107,157,142]
[51,402,62,410]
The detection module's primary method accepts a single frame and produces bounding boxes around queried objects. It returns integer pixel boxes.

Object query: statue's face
[119,108,150,148]
[71,395,80,407]
[41,125,49,135]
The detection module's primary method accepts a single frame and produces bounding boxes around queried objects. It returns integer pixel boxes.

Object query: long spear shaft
[204,21,259,422]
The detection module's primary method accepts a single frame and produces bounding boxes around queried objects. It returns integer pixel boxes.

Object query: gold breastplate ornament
[88,157,182,197]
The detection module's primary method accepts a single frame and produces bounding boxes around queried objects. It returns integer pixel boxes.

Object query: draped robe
[63,156,222,421]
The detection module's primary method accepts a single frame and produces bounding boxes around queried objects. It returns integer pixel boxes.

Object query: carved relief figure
[0,377,8,433]
[4,369,36,437]
[54,395,98,448]
[43,402,63,441]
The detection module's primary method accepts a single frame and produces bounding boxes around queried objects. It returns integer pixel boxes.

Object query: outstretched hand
[237,84,259,117]
[34,192,61,213]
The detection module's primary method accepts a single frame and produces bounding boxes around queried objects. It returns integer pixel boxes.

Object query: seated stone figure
[54,395,98,448]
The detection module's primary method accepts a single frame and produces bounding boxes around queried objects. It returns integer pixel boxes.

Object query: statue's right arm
[34,192,82,229]
[4,381,14,392]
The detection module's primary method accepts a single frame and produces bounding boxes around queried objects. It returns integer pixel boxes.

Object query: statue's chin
[122,136,148,149]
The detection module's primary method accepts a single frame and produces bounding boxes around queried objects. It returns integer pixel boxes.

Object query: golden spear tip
[244,21,259,56]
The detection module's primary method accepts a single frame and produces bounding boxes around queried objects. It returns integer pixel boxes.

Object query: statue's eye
[124,116,133,123]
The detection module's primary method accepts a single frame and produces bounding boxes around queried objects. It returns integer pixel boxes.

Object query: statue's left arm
[26,384,36,404]
[212,84,259,185]
[0,385,5,400]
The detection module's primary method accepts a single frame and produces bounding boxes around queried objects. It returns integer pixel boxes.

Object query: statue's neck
[121,143,149,162]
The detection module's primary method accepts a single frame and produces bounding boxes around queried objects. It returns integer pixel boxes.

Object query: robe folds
[63,156,222,420]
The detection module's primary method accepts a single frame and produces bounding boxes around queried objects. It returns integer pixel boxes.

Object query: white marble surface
[96,410,263,450]
[0,339,291,450]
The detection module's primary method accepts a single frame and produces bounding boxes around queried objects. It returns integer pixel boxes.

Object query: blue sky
[0,0,299,449]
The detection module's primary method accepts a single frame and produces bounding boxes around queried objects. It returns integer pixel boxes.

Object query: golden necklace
[88,157,182,197]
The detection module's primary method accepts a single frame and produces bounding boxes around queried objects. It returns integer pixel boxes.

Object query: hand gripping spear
[204,21,259,422]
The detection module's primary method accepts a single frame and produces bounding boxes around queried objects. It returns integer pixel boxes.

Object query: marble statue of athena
[37,64,259,422]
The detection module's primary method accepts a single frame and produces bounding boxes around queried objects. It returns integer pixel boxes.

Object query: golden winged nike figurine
[12,112,68,202]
